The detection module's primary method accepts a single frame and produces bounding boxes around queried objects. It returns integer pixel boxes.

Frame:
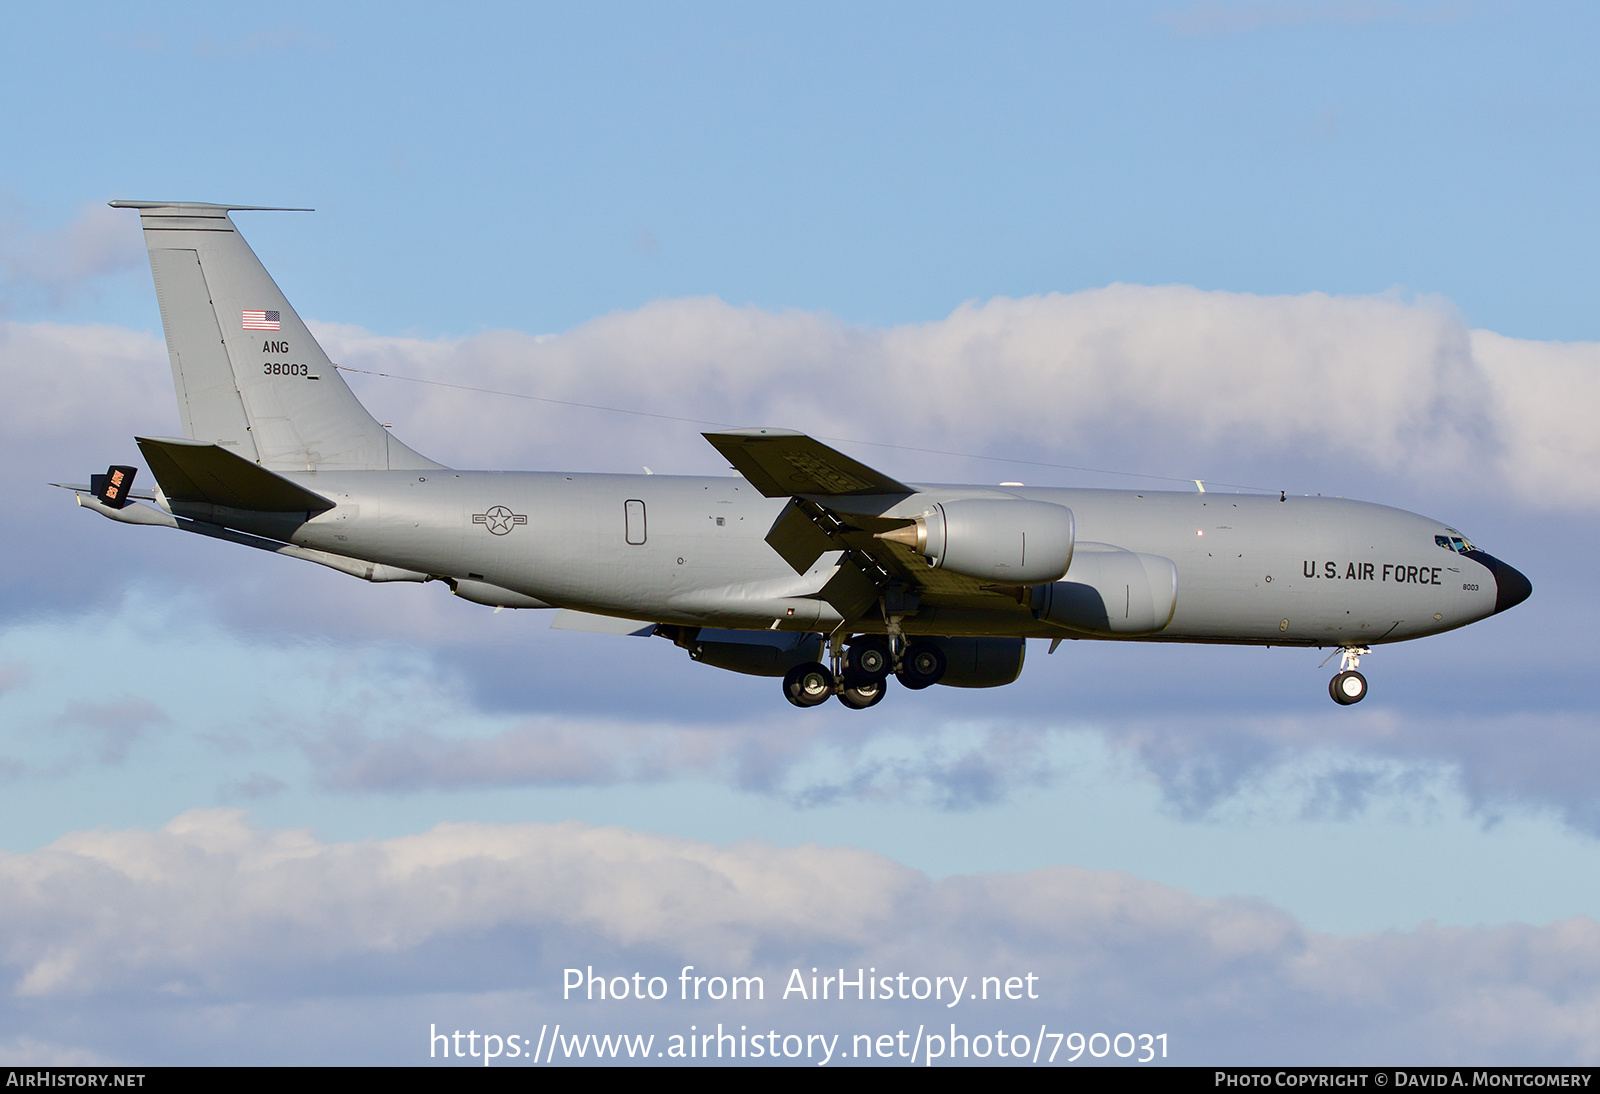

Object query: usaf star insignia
[473,505,528,535]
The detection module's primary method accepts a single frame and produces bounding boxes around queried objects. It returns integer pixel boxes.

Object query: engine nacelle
[674,628,824,677]
[1032,543,1178,636]
[928,636,1027,688]
[878,499,1074,584]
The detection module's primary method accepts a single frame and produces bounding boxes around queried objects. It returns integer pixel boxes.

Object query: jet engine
[1032,543,1178,635]
[928,636,1027,688]
[666,627,824,677]
[878,499,1074,584]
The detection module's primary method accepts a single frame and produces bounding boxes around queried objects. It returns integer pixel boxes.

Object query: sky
[1,0,1598,1067]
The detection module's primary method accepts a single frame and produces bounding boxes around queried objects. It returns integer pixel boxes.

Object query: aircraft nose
[1474,551,1533,614]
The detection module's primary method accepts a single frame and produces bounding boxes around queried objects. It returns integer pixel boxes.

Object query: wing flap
[763,498,850,574]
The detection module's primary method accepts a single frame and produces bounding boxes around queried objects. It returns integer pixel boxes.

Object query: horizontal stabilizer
[136,436,334,513]
[51,482,156,503]
[704,429,912,498]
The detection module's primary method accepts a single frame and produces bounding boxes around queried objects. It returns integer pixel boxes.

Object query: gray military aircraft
[65,201,1531,709]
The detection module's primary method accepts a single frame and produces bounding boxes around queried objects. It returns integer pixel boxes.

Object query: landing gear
[1330,671,1367,705]
[1327,646,1371,705]
[896,641,947,690]
[781,635,947,707]
[783,662,835,708]
[782,653,887,709]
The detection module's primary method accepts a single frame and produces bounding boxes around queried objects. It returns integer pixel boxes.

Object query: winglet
[703,429,912,498]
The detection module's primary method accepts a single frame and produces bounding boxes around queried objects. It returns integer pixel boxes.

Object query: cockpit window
[1435,529,1475,554]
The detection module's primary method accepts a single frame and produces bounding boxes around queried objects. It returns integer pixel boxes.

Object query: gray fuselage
[247,469,1507,647]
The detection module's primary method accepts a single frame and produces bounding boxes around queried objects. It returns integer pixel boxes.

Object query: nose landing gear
[1327,646,1370,705]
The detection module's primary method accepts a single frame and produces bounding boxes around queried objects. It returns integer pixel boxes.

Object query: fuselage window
[625,499,647,545]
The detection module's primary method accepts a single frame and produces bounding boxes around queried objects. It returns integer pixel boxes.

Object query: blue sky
[2,0,1599,1066]
[8,1,1600,339]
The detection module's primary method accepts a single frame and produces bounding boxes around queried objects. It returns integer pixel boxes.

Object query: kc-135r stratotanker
[66,202,1531,708]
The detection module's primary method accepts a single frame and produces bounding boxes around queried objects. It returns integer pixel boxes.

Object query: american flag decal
[242,309,281,331]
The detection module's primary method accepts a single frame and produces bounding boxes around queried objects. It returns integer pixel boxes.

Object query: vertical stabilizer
[112,201,442,472]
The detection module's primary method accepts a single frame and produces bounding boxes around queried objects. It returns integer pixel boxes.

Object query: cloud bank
[307,287,1596,509]
[9,277,1596,527]
[0,810,1596,1064]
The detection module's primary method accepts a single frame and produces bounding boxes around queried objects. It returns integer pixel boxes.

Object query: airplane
[63,201,1532,710]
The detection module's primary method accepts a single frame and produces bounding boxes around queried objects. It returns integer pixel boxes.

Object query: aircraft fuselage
[226,469,1511,647]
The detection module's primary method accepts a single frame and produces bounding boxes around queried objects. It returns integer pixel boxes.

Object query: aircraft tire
[837,680,887,709]
[784,662,836,708]
[843,640,891,687]
[1329,670,1368,705]
[896,641,947,690]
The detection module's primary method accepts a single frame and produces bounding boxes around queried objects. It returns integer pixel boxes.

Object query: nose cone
[1469,551,1533,614]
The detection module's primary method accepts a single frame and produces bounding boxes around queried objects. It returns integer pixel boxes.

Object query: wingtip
[703,427,808,440]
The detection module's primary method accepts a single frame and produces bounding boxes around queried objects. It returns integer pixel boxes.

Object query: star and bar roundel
[473,505,528,535]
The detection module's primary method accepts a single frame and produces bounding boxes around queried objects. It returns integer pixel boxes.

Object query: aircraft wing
[706,430,1027,622]
[703,429,912,497]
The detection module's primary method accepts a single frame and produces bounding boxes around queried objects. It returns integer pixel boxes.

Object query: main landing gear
[1327,646,1370,706]
[781,635,948,710]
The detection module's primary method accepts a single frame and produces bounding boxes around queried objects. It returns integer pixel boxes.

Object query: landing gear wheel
[895,641,947,690]
[783,662,835,708]
[837,679,887,709]
[1330,670,1368,705]
[843,640,891,687]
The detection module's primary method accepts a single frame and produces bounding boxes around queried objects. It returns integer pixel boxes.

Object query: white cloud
[1,810,1598,1062]
[1471,330,1600,509]
[307,286,1600,509]
[0,810,909,1000]
[10,281,1596,528]
[0,319,171,444]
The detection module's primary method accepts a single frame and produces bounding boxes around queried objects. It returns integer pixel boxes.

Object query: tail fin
[111,201,442,472]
